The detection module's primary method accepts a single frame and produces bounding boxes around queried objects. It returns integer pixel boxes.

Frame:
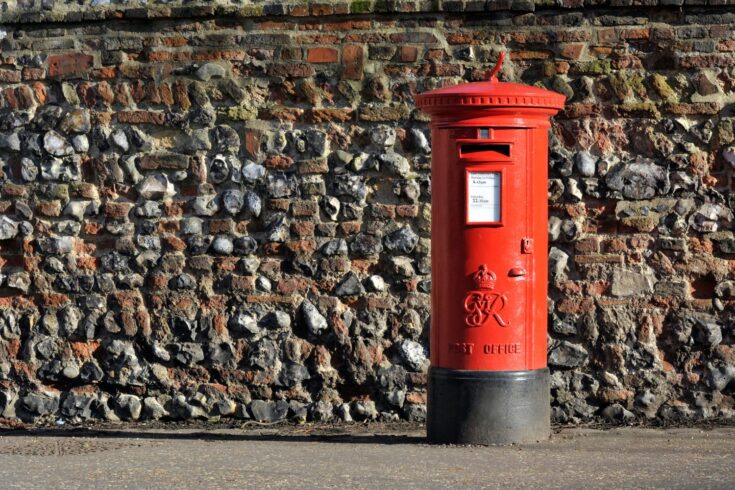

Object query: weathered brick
[47,52,94,78]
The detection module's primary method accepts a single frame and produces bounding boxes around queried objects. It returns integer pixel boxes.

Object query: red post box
[416,53,565,445]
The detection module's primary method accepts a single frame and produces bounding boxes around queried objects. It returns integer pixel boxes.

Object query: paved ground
[0,423,732,489]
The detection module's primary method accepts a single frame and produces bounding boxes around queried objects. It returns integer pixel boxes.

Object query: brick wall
[0,1,733,425]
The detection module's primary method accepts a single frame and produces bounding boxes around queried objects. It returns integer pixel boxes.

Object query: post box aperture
[416,54,566,445]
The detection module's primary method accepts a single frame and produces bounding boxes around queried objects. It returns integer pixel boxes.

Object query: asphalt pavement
[0,423,732,489]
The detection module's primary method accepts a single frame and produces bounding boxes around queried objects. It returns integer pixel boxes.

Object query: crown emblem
[472,264,496,290]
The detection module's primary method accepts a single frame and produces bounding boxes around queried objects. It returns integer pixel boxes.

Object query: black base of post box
[427,367,550,445]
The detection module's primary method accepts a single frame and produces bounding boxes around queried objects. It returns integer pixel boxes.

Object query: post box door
[433,127,536,371]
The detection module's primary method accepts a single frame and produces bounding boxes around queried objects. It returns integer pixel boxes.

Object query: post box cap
[416,53,566,114]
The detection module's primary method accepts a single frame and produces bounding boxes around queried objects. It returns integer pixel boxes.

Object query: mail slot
[416,53,566,445]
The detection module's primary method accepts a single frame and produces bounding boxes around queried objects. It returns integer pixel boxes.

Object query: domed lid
[415,53,566,113]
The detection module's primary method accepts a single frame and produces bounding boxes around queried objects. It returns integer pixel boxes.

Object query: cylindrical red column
[416,56,565,445]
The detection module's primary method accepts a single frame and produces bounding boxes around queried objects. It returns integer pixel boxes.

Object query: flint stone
[221,189,244,215]
[715,280,735,298]
[575,151,597,177]
[549,341,588,368]
[322,196,341,220]
[335,272,365,296]
[549,247,569,282]
[384,227,419,254]
[352,400,379,421]
[115,394,142,420]
[64,200,92,221]
[695,321,722,349]
[8,272,31,293]
[111,129,129,152]
[41,157,81,182]
[350,152,370,172]
[38,236,74,255]
[410,128,431,154]
[20,158,38,181]
[22,392,59,416]
[301,299,328,336]
[211,235,234,255]
[229,311,260,336]
[44,130,74,157]
[137,201,162,218]
[60,109,91,134]
[181,217,203,235]
[708,364,735,391]
[186,235,212,255]
[379,152,411,177]
[196,63,226,81]
[611,269,655,297]
[390,256,415,276]
[322,238,348,256]
[278,362,311,387]
[370,125,396,148]
[136,173,174,200]
[241,256,260,274]
[191,194,219,216]
[366,275,386,292]
[351,233,383,256]
[333,174,367,202]
[172,273,196,290]
[548,216,562,242]
[266,214,289,242]
[689,203,732,233]
[250,400,288,422]
[143,397,169,420]
[605,159,669,199]
[242,161,266,183]
[261,311,291,330]
[400,340,428,371]
[212,125,240,151]
[601,403,635,422]
[0,216,19,240]
[248,339,278,369]
[267,173,297,198]
[61,394,95,420]
[209,155,231,183]
[244,191,262,217]
[234,236,258,255]
[171,343,205,366]
[0,131,21,151]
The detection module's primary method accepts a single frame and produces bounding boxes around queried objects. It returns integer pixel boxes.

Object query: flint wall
[0,0,733,424]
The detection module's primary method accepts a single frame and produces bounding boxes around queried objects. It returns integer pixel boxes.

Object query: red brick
[305,108,354,123]
[104,202,133,219]
[231,275,256,290]
[310,3,334,15]
[560,43,585,60]
[265,154,295,170]
[291,221,315,237]
[209,219,233,234]
[0,69,21,83]
[268,63,316,78]
[307,47,339,63]
[396,46,419,62]
[117,110,166,125]
[47,53,94,79]
[173,80,191,110]
[292,200,318,216]
[21,67,45,81]
[343,45,364,80]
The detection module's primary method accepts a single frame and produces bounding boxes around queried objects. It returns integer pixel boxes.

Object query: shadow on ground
[0,426,427,445]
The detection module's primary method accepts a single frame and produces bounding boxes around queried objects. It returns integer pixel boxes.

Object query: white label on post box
[467,172,501,223]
